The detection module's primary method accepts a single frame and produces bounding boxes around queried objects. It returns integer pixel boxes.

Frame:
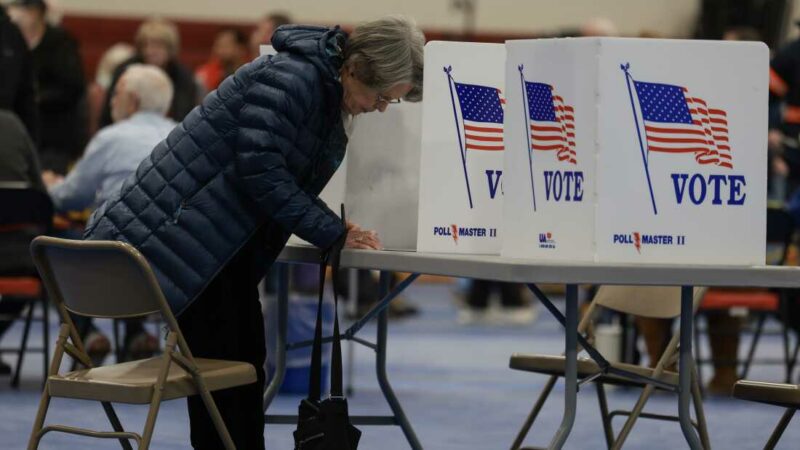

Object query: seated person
[47,63,176,211]
[0,110,42,191]
[636,312,740,395]
[0,109,44,375]
[45,64,176,363]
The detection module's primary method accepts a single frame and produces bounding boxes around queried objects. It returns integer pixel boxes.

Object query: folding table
[264,244,800,449]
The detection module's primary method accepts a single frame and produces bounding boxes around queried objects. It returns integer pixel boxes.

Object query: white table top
[277,245,800,288]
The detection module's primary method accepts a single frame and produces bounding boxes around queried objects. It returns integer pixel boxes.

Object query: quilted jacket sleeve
[236,58,345,250]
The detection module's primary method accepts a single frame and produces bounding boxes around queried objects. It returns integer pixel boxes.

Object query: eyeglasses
[375,94,402,107]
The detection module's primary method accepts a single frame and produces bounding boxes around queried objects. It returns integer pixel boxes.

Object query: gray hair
[120,64,173,115]
[343,15,425,102]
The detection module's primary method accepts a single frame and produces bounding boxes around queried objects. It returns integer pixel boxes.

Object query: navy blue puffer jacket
[85,26,348,314]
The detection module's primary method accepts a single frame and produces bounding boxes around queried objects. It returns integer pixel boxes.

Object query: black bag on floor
[294,207,361,450]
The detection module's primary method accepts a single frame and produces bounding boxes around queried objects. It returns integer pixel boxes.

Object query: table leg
[679,285,703,449]
[263,263,289,411]
[376,271,422,450]
[42,293,50,389]
[548,284,578,450]
[346,268,359,396]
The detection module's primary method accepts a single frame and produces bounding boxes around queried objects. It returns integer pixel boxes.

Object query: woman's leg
[178,234,267,450]
[499,283,525,308]
[466,280,491,310]
[706,311,741,395]
[634,317,673,369]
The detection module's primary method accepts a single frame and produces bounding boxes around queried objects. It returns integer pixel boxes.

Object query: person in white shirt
[46,64,176,212]
[44,64,176,364]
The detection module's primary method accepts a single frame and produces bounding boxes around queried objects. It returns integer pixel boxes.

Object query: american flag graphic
[634,81,732,169]
[453,82,505,151]
[524,81,577,164]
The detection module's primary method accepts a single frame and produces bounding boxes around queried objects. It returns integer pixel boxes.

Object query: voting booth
[417,41,507,254]
[502,38,768,265]
[346,103,423,250]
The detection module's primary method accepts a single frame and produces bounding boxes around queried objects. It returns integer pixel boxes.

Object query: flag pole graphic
[444,66,474,209]
[621,63,658,215]
[518,65,537,212]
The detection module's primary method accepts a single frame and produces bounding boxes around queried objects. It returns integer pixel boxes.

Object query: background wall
[56,0,701,38]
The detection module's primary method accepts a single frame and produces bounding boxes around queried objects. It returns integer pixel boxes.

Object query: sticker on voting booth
[502,38,767,266]
[417,42,506,254]
[502,39,598,262]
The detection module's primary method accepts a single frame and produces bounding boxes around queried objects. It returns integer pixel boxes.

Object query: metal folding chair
[509,286,709,450]
[733,379,800,449]
[28,236,257,449]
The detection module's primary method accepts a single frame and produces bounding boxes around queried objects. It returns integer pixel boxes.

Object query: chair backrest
[0,184,53,230]
[766,207,794,266]
[30,236,166,319]
[593,285,706,319]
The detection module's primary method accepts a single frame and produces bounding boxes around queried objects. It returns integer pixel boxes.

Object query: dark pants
[0,297,27,339]
[178,231,267,450]
[467,280,525,309]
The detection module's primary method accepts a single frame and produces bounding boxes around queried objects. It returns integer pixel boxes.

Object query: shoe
[388,297,419,318]
[125,331,160,361]
[345,297,420,320]
[489,306,539,326]
[84,331,111,367]
[0,359,11,375]
[457,308,490,325]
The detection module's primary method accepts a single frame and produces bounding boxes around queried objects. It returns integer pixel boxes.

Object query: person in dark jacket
[7,0,87,175]
[99,18,199,128]
[0,109,43,191]
[0,109,44,374]
[0,5,37,142]
[85,16,425,449]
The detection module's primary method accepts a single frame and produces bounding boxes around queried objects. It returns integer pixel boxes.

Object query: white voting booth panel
[503,38,768,265]
[259,45,276,57]
[417,41,506,254]
[346,103,422,250]
[502,39,597,262]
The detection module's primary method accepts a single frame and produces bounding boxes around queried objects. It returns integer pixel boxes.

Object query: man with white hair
[45,64,175,363]
[46,63,175,212]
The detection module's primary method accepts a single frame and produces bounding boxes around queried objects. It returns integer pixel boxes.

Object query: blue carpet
[1,283,799,449]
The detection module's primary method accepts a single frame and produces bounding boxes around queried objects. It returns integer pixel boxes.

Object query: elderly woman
[85,16,424,449]
[99,18,199,127]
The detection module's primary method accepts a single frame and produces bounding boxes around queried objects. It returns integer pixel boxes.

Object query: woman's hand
[345,228,382,250]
